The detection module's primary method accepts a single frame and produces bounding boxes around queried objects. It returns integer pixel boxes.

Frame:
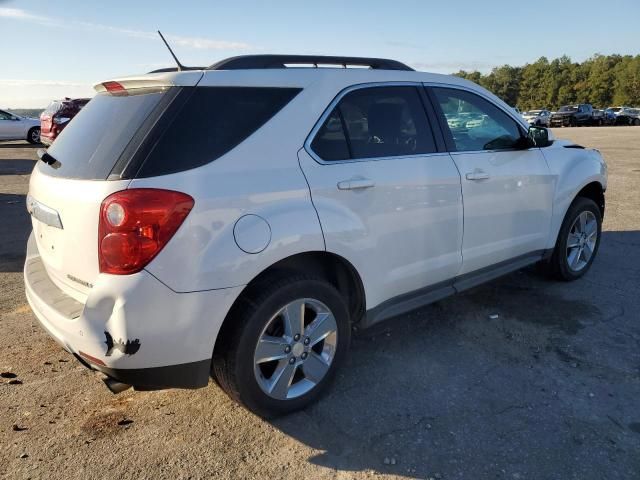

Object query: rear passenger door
[299,84,463,309]
[427,86,553,275]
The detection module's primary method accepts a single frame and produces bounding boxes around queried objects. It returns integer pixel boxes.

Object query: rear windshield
[38,86,301,180]
[39,89,166,180]
[43,101,62,116]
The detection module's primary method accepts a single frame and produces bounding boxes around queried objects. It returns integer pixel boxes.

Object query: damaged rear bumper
[23,232,243,390]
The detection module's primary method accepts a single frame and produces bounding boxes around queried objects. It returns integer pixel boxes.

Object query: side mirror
[528,126,554,148]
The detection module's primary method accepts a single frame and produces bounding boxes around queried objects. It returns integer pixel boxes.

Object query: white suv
[24,55,607,416]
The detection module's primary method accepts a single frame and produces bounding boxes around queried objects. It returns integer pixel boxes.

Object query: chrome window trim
[303,81,444,165]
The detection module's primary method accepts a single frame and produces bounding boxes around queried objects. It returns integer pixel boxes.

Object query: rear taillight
[102,81,127,96]
[98,189,194,275]
[53,116,71,125]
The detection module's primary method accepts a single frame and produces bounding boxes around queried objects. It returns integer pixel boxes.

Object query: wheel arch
[27,125,40,140]
[575,181,605,218]
[213,250,366,355]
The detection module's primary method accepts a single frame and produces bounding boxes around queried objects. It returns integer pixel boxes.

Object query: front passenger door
[429,86,553,275]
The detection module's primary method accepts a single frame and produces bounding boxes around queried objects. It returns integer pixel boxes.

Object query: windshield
[39,89,167,180]
[559,106,578,112]
[609,107,622,113]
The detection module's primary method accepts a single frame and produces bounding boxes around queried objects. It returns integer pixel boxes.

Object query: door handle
[465,170,490,181]
[337,178,375,190]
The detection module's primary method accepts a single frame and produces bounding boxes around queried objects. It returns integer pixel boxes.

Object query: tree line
[454,54,640,111]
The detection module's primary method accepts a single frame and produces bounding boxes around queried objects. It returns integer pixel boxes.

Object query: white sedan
[0,109,41,143]
[522,109,551,127]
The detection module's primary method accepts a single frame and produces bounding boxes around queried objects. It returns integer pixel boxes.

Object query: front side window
[433,88,523,152]
[311,86,436,161]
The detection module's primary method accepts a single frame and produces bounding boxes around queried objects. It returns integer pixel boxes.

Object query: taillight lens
[98,189,194,275]
[102,81,127,96]
[53,116,71,125]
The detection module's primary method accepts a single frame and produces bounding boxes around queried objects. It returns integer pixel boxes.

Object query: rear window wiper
[37,148,62,169]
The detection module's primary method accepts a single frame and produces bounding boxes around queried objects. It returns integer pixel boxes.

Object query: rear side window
[136,87,301,177]
[311,86,437,161]
[432,87,523,152]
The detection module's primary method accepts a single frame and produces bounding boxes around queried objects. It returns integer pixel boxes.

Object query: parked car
[24,54,607,417]
[0,109,41,143]
[549,104,595,127]
[40,98,90,145]
[603,108,618,125]
[608,106,640,126]
[522,109,551,126]
[591,109,606,126]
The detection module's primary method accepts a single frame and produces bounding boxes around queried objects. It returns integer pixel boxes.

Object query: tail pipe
[102,376,132,394]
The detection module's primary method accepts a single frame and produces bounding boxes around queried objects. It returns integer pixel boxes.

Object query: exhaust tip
[102,376,132,394]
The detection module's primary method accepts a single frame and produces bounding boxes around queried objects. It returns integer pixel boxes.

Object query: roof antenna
[157,30,185,71]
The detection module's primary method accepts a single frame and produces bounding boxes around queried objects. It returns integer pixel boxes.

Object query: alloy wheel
[253,298,338,400]
[566,211,597,272]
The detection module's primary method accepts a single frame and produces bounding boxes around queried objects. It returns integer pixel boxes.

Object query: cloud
[0,7,252,50]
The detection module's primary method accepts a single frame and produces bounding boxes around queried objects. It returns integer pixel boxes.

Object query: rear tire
[212,275,351,417]
[27,127,41,144]
[545,197,602,281]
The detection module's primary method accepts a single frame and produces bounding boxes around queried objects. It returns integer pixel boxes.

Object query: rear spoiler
[93,71,203,93]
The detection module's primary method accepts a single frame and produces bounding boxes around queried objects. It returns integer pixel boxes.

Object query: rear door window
[311,86,437,161]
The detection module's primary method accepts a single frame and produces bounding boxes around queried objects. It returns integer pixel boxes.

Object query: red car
[40,97,90,145]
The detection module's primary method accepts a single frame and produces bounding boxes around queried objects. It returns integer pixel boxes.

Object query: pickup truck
[549,104,595,127]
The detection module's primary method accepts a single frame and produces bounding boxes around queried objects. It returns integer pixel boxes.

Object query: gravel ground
[1,127,639,480]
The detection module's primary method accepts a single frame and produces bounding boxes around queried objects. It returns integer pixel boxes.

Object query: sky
[2,0,639,108]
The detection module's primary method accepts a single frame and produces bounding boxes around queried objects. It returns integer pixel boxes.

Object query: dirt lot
[1,128,639,480]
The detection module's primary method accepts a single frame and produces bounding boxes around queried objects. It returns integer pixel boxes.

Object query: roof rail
[207,55,414,71]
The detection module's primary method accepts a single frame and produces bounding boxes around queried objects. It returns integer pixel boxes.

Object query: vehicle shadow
[0,193,29,272]
[0,142,40,149]
[265,230,640,478]
[0,159,36,175]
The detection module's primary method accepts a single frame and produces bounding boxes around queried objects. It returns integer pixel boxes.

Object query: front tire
[212,275,351,417]
[27,127,41,144]
[547,197,602,281]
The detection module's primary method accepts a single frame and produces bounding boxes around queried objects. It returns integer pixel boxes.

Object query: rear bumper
[24,232,243,389]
